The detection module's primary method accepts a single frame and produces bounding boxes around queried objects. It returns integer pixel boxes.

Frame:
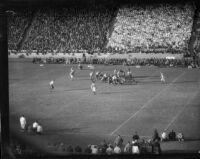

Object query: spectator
[113,145,122,154]
[132,131,140,143]
[99,140,107,154]
[106,144,114,155]
[177,132,184,142]
[36,124,43,135]
[152,129,161,142]
[66,145,74,153]
[114,135,123,147]
[161,131,168,141]
[84,144,92,154]
[32,121,39,133]
[57,143,65,152]
[152,140,162,154]
[131,142,140,154]
[74,145,82,153]
[124,141,132,154]
[168,130,176,141]
[91,145,99,154]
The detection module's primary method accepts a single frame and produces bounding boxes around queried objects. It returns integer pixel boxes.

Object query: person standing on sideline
[49,80,55,90]
[32,121,39,133]
[19,115,26,131]
[91,82,97,95]
[160,72,166,83]
[36,124,43,135]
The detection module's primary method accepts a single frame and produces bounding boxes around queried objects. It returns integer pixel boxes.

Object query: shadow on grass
[45,127,86,134]
[100,91,131,94]
[174,81,199,84]
[62,88,90,92]
[136,80,162,84]
[134,75,160,79]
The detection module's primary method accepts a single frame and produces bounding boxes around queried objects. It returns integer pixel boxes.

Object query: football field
[9,58,200,153]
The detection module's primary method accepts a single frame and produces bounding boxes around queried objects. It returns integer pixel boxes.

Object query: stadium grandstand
[7,0,200,56]
[3,0,200,158]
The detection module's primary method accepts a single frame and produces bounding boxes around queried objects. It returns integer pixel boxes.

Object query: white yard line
[109,71,186,136]
[164,90,199,131]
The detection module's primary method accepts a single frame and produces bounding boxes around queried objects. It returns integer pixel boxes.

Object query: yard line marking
[109,71,186,136]
[164,91,199,131]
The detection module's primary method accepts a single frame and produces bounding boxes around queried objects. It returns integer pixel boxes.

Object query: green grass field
[9,58,200,153]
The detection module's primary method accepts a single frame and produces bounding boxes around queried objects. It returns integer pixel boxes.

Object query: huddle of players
[49,65,166,95]
[91,68,134,85]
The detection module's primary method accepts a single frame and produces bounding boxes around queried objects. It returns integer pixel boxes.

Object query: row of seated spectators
[107,3,194,52]
[9,138,42,156]
[32,57,197,68]
[15,114,186,156]
[47,131,162,155]
[21,5,114,52]
[23,129,184,155]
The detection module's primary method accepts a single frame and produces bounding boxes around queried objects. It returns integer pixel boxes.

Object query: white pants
[20,123,26,129]
[70,74,74,79]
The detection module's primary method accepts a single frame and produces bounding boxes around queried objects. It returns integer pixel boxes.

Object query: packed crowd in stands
[8,3,195,54]
[17,115,185,155]
[32,56,197,68]
[107,3,194,53]
[7,9,33,50]
[21,5,114,53]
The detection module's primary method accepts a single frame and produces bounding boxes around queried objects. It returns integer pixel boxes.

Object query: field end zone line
[164,90,199,131]
[109,71,186,136]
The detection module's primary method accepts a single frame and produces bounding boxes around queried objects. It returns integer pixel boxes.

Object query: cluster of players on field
[49,64,166,95]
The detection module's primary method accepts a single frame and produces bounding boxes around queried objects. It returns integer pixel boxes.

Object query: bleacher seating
[7,3,196,54]
[8,9,33,50]
[21,6,114,52]
[107,3,194,53]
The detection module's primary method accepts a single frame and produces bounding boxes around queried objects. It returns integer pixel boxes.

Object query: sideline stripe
[109,71,186,136]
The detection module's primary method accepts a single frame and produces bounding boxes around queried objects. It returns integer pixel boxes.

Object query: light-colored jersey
[88,64,95,69]
[90,72,94,77]
[112,75,117,80]
[70,68,75,75]
[20,117,26,125]
[36,125,43,133]
[127,71,132,76]
[49,81,54,85]
[91,83,96,91]
[160,73,165,79]
[33,122,39,129]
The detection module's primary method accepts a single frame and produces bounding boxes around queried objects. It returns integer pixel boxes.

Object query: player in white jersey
[160,72,166,83]
[49,80,54,89]
[91,82,97,95]
[70,67,75,80]
[90,71,95,80]
[88,64,95,70]
[19,115,26,131]
[127,68,132,77]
